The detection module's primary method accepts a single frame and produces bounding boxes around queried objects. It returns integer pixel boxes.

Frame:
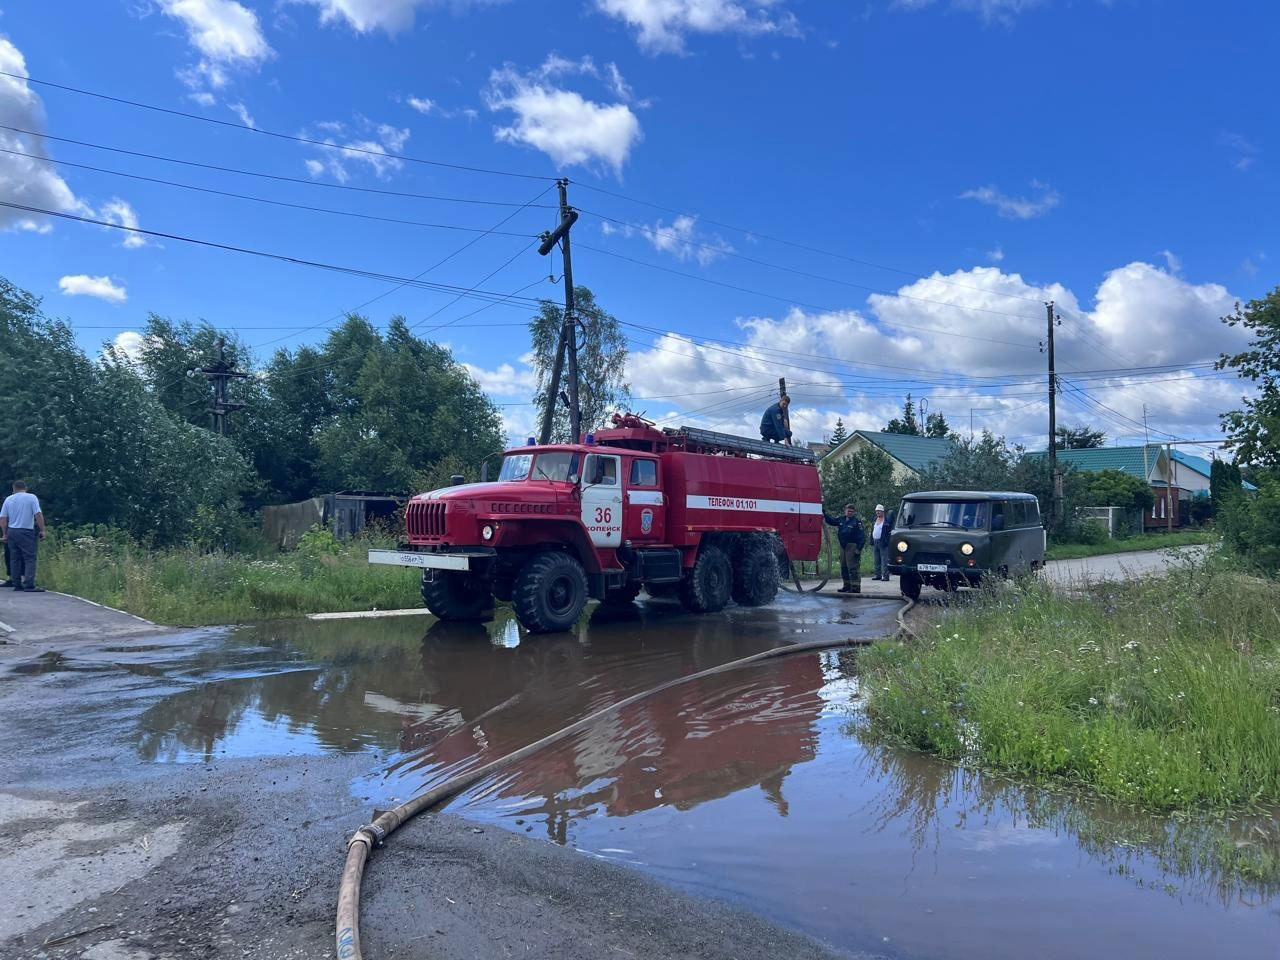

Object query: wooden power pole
[1045,301,1062,522]
[536,179,581,444]
[195,337,248,436]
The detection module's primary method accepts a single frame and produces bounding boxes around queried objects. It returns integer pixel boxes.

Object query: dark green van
[888,491,1046,600]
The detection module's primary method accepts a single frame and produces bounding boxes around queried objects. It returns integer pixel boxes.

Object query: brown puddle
[124,594,1280,959]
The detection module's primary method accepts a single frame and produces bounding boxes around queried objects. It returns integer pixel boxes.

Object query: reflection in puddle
[122,594,1279,959]
[448,652,1280,960]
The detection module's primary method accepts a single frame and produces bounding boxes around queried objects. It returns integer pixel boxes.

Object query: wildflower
[1088,697,1099,706]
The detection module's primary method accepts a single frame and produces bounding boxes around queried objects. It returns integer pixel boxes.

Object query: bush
[1219,480,1280,572]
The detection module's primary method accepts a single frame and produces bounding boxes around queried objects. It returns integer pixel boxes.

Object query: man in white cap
[870,503,894,582]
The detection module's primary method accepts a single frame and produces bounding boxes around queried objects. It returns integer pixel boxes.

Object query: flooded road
[47,591,1279,960]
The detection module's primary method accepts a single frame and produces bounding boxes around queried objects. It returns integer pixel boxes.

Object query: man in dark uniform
[823,503,865,593]
[760,395,792,445]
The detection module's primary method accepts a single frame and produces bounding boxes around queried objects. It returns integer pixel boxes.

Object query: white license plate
[368,549,470,571]
[917,563,948,573]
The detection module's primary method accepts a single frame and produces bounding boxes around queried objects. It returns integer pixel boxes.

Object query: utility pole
[536,178,581,444]
[1045,301,1062,522]
[778,377,792,445]
[1166,441,1175,533]
[193,337,248,436]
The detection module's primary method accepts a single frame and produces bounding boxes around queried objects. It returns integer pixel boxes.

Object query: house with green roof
[1026,444,1251,529]
[821,429,958,481]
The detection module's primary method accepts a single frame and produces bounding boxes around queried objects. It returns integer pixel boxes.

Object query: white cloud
[160,0,272,97]
[302,119,410,182]
[614,262,1247,444]
[1241,252,1265,277]
[1159,249,1181,273]
[463,355,538,396]
[59,274,128,304]
[895,0,1046,24]
[97,198,148,248]
[986,245,1004,263]
[228,100,255,128]
[485,55,642,174]
[0,37,87,233]
[594,0,801,55]
[640,215,733,266]
[188,90,217,106]
[292,0,498,33]
[1219,131,1260,172]
[961,180,1060,220]
[406,95,436,114]
[111,330,147,362]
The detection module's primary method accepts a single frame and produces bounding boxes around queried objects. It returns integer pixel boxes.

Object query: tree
[829,418,849,445]
[1055,425,1107,449]
[1082,469,1154,512]
[885,395,920,435]
[924,411,951,438]
[821,446,900,519]
[1210,457,1244,511]
[312,316,505,494]
[530,287,630,443]
[1218,286,1280,469]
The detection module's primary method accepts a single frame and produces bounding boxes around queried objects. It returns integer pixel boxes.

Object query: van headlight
[896,540,908,553]
[482,524,495,541]
[960,542,974,556]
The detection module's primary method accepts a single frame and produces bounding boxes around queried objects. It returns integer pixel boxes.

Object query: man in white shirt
[870,503,895,582]
[0,480,47,592]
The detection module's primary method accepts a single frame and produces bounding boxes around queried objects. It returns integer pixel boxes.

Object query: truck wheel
[421,571,491,621]
[900,572,922,602]
[603,583,643,606]
[679,544,732,613]
[732,541,779,607]
[513,552,588,633]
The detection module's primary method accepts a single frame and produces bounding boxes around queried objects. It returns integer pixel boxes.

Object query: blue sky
[1,0,1275,451]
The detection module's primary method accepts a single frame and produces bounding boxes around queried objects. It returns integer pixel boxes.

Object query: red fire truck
[369,415,824,633]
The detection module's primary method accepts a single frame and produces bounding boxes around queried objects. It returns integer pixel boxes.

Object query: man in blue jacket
[823,503,865,593]
[760,395,792,445]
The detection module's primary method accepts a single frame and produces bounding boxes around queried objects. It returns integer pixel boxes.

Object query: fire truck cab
[369,415,823,633]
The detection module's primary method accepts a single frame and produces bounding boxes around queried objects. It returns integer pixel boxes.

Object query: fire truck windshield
[498,454,532,482]
[497,451,581,483]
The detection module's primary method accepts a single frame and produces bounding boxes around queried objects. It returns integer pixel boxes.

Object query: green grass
[1045,529,1216,561]
[38,527,422,626]
[859,557,1280,814]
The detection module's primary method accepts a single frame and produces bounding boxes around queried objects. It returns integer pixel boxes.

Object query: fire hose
[336,597,917,960]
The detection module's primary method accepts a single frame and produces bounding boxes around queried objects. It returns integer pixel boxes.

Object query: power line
[0,200,549,309]
[2,71,553,182]
[248,184,554,350]
[577,242,1044,341]
[0,125,558,210]
[578,206,1050,308]
[0,146,541,238]
[573,185,1049,305]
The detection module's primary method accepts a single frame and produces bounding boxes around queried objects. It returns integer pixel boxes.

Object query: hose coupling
[350,822,387,849]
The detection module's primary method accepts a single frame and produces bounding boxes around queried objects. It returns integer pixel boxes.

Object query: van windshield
[899,500,989,530]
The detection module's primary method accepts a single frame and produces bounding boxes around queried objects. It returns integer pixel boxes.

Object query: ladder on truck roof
[664,425,818,464]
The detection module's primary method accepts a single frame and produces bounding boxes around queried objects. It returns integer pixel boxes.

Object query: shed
[262,491,404,548]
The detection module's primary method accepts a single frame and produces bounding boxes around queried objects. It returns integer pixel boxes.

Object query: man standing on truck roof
[824,503,865,594]
[760,395,793,445]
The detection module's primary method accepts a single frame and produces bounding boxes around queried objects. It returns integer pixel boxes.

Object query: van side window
[1012,501,1028,527]
[1026,500,1041,525]
[630,458,658,487]
[991,502,1005,530]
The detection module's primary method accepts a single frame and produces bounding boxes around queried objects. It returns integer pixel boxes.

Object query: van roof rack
[664,425,817,463]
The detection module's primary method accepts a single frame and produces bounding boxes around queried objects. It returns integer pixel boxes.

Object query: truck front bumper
[368,548,493,571]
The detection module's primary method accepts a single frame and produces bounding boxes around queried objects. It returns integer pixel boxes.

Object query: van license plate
[917,563,948,573]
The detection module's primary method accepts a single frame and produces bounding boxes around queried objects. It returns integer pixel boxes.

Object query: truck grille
[406,500,446,539]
